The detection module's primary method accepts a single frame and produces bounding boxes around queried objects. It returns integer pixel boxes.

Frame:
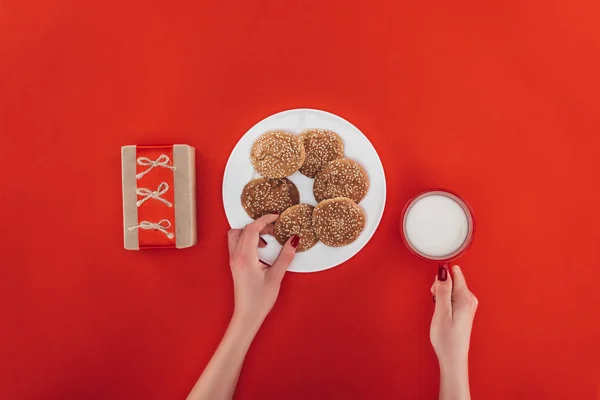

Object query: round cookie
[274,204,318,252]
[250,131,306,178]
[312,197,366,247]
[241,178,300,219]
[298,129,344,178]
[313,158,369,203]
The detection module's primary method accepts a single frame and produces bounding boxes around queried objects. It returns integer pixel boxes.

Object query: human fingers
[247,214,279,234]
[258,259,271,267]
[449,266,479,327]
[257,222,276,248]
[267,236,299,283]
[260,223,275,236]
[433,265,453,321]
[241,214,279,252]
[452,265,479,311]
[227,229,242,258]
[451,265,469,295]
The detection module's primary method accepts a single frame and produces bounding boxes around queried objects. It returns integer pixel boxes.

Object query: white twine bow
[136,182,173,208]
[136,154,177,179]
[128,219,175,239]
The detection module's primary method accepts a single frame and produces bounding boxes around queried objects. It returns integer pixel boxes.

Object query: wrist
[438,353,469,375]
[439,362,468,379]
[439,362,470,400]
[231,310,265,338]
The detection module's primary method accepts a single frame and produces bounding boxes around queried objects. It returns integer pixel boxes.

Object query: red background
[134,146,177,248]
[1,1,599,399]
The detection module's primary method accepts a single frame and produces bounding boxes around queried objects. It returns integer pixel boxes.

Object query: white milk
[404,194,469,258]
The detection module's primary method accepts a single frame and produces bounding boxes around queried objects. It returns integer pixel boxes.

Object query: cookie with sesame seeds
[274,204,319,252]
[312,197,365,247]
[250,131,306,178]
[313,158,369,203]
[241,178,300,220]
[298,129,344,178]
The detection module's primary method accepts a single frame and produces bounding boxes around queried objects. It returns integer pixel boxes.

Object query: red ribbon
[135,145,177,248]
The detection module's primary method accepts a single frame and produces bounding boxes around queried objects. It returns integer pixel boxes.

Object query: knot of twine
[136,154,176,179]
[128,219,175,239]
[136,182,173,207]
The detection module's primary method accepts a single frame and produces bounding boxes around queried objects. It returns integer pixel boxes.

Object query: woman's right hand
[186,215,298,400]
[228,214,298,331]
[430,264,478,399]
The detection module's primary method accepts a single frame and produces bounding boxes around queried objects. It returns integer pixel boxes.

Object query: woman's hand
[186,215,298,400]
[430,264,478,400]
[227,214,299,330]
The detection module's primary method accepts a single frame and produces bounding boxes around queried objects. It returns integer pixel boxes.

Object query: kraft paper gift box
[121,144,197,249]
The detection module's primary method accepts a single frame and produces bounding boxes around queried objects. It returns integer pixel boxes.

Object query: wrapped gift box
[121,144,197,249]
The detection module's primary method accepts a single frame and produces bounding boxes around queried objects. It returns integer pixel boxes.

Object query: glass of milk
[401,190,475,263]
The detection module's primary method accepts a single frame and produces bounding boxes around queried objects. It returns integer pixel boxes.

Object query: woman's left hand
[227,214,298,330]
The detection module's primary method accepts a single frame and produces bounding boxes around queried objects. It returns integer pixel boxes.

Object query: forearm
[186,314,260,400]
[439,364,470,400]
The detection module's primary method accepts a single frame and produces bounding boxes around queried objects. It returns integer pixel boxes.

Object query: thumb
[433,264,453,321]
[451,265,479,319]
[268,236,298,283]
[451,265,469,296]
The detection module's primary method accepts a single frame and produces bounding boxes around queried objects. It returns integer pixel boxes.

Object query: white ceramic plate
[222,108,386,273]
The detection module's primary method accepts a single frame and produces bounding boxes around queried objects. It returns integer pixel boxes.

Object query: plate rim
[222,107,387,273]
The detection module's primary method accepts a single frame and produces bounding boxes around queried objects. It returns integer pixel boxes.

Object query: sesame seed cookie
[241,178,300,219]
[298,129,344,178]
[250,131,306,178]
[312,197,365,247]
[313,158,369,203]
[274,204,318,252]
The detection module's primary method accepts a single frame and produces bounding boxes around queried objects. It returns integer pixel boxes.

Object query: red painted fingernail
[259,237,267,246]
[438,265,448,281]
[290,235,300,248]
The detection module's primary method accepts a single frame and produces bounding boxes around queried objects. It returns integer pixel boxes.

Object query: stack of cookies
[241,129,369,252]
